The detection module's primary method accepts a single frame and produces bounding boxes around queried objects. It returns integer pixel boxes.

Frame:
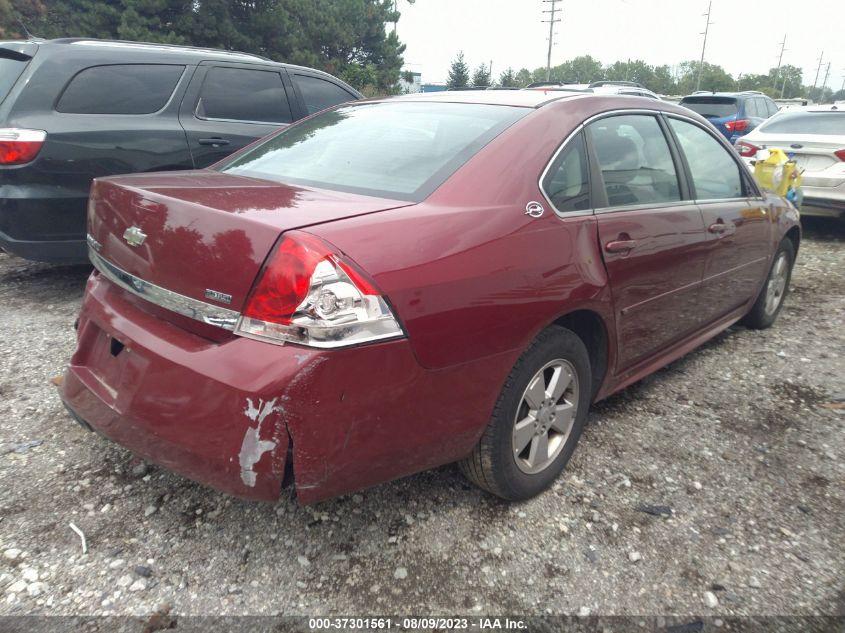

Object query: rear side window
[668,118,743,200]
[745,99,761,118]
[57,65,184,114]
[542,132,590,213]
[587,114,681,207]
[0,57,30,105]
[197,67,292,124]
[681,97,738,118]
[760,112,845,135]
[294,74,355,114]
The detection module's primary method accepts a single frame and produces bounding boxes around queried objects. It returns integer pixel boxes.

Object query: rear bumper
[60,272,511,503]
[800,194,845,218]
[0,186,88,262]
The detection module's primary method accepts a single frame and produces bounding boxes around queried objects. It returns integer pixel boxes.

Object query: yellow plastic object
[753,147,802,198]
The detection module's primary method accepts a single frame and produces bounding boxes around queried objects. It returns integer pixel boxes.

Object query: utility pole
[774,35,786,98]
[821,62,831,102]
[811,51,824,99]
[542,0,561,82]
[695,1,713,92]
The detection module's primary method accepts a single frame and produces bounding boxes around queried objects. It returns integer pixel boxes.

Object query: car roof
[371,89,589,108]
[681,92,767,101]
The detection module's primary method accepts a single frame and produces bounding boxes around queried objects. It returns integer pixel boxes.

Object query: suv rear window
[760,112,845,135]
[56,64,184,114]
[680,97,738,118]
[293,74,356,114]
[0,57,30,105]
[197,67,293,124]
[220,102,527,202]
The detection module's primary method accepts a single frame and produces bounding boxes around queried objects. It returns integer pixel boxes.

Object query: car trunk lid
[88,170,412,323]
[752,135,844,172]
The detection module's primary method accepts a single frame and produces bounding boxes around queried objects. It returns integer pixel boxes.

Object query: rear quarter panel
[310,98,615,372]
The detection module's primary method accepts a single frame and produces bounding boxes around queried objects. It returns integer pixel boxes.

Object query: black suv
[0,38,362,262]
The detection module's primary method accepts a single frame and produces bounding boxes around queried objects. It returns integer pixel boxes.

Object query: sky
[395,0,845,89]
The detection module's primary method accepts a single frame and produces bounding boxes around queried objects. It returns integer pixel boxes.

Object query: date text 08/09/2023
[308,617,528,630]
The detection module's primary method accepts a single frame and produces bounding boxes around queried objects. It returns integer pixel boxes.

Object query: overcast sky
[396,0,845,88]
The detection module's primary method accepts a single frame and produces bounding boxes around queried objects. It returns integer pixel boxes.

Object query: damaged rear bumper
[59,273,307,501]
[60,272,513,504]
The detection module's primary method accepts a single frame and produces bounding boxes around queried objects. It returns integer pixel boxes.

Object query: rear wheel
[459,326,591,500]
[742,238,795,330]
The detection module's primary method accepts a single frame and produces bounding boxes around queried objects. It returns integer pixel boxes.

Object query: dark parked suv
[0,38,362,262]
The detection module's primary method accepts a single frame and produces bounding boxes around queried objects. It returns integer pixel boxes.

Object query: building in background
[421,83,448,92]
[399,71,422,94]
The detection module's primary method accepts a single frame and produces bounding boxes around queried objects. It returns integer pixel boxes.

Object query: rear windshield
[220,101,528,202]
[760,111,845,135]
[680,97,738,118]
[0,57,30,105]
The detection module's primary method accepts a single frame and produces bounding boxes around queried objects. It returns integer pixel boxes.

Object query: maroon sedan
[60,91,800,504]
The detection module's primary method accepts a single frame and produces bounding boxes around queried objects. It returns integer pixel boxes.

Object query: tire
[742,238,795,330]
[459,325,591,501]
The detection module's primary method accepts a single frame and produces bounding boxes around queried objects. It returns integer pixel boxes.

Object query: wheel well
[785,226,800,257]
[553,310,609,402]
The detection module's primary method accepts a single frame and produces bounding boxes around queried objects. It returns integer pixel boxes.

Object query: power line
[542,0,561,82]
[695,0,713,92]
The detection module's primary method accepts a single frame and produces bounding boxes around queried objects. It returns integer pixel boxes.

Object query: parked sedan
[60,91,800,504]
[736,106,845,218]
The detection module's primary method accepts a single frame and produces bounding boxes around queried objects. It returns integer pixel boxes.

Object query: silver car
[736,106,845,218]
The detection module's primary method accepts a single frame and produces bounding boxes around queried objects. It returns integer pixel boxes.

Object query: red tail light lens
[0,128,47,165]
[735,141,760,158]
[725,119,750,133]
[238,231,404,348]
[835,149,845,162]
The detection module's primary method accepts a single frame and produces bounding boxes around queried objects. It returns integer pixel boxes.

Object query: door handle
[708,222,730,234]
[198,137,231,146]
[605,239,637,253]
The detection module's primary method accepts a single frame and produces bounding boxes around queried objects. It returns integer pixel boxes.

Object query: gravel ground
[0,218,843,619]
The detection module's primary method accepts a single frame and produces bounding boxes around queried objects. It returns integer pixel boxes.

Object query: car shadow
[0,253,91,303]
[800,216,844,242]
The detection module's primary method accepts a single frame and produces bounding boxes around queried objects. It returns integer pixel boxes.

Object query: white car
[736,105,845,218]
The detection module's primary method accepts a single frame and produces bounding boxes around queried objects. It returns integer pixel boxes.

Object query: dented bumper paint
[60,272,517,504]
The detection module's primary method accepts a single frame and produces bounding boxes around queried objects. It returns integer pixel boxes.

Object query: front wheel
[459,326,591,501]
[742,237,795,330]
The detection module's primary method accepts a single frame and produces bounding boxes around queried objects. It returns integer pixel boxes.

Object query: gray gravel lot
[0,218,843,619]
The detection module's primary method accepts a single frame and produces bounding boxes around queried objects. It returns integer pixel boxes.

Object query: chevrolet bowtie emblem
[123,226,147,247]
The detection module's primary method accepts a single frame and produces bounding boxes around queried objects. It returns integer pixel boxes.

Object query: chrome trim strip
[88,246,240,331]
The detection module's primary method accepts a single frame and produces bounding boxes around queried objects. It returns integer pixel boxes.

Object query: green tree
[447,51,470,89]
[471,63,490,88]
[0,0,44,37]
[515,68,532,87]
[23,0,406,94]
[499,67,518,88]
[676,60,734,94]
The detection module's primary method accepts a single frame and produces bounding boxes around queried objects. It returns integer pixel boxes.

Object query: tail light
[0,128,46,165]
[735,141,760,158]
[835,149,845,162]
[724,119,750,133]
[237,231,404,348]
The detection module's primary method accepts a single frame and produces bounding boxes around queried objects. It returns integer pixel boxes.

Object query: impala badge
[123,226,147,247]
[205,289,233,305]
[525,201,545,218]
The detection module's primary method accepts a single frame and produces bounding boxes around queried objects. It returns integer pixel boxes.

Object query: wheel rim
[764,252,789,316]
[512,359,579,475]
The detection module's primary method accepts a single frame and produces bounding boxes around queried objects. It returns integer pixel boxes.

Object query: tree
[471,63,490,89]
[21,0,406,94]
[447,51,470,89]
[515,68,532,87]
[0,0,44,37]
[499,67,518,88]
[676,60,734,94]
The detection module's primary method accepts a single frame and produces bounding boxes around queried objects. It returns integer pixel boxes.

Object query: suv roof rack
[48,38,272,62]
[588,80,644,89]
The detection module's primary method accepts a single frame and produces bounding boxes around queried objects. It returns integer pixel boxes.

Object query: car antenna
[17,19,37,39]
